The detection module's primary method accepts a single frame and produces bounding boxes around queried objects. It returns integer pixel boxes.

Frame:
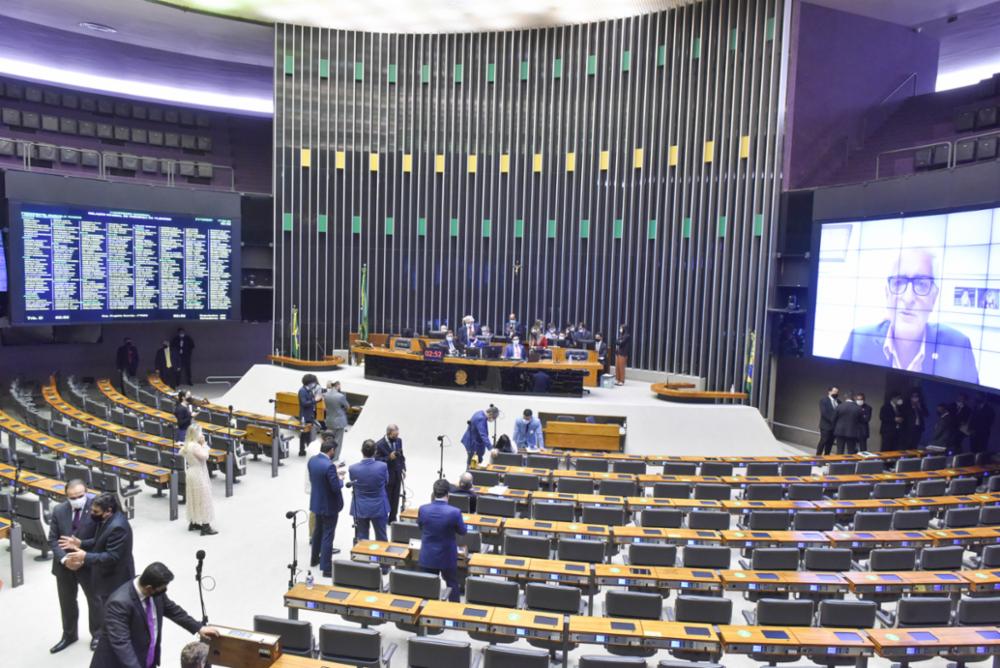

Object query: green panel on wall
[387,64,397,83]
[482,219,492,237]
[552,58,563,79]
[283,54,294,75]
[718,215,728,237]
[454,63,464,83]
[546,219,557,238]
[580,219,591,239]
[729,29,738,50]
[753,213,765,237]
[586,54,597,75]
[317,214,328,233]
[613,218,623,239]
[486,63,496,83]
[449,217,459,237]
[514,218,524,238]
[519,60,529,80]
[693,37,702,59]
[282,212,293,231]
[682,217,692,238]
[417,217,427,236]
[766,17,776,41]
[354,61,364,81]
[351,215,362,234]
[385,216,394,235]
[420,64,430,83]
[656,44,666,66]
[647,219,657,240]
[621,50,632,71]
[319,59,329,78]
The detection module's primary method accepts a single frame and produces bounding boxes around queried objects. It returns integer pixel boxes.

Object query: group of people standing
[818,386,995,454]
[116,328,197,389]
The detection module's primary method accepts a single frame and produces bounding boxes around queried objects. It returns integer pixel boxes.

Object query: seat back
[948,453,977,468]
[674,595,732,624]
[747,510,790,531]
[492,452,523,467]
[943,507,979,529]
[913,479,947,497]
[891,509,931,530]
[465,576,519,608]
[332,560,382,591]
[470,470,501,486]
[628,543,677,567]
[557,538,605,564]
[135,445,161,466]
[611,460,646,475]
[837,483,872,500]
[755,598,814,626]
[108,439,130,458]
[682,545,730,569]
[919,545,964,571]
[804,547,852,572]
[483,646,550,668]
[920,455,947,471]
[640,508,683,528]
[525,582,581,613]
[598,479,639,497]
[981,544,1000,568]
[855,460,885,474]
[457,531,482,554]
[826,461,857,475]
[389,569,441,599]
[661,462,697,475]
[750,548,800,571]
[318,624,381,663]
[687,510,729,530]
[525,454,559,470]
[556,477,595,494]
[50,420,69,438]
[793,511,835,531]
[35,456,62,478]
[894,457,921,473]
[779,463,813,477]
[872,482,908,499]
[578,657,649,668]
[66,425,87,445]
[448,494,471,513]
[787,483,823,500]
[64,463,93,486]
[532,501,575,522]
[581,505,627,526]
[605,590,662,620]
[693,483,730,501]
[869,548,916,571]
[390,521,421,543]
[253,616,313,657]
[477,496,517,518]
[853,511,892,531]
[745,463,780,476]
[980,506,1000,527]
[503,472,540,491]
[896,597,952,627]
[745,484,784,501]
[817,600,877,628]
[503,534,550,559]
[574,458,609,473]
[699,461,734,477]
[653,482,691,499]
[947,477,978,495]
[408,637,471,668]
[956,596,1000,625]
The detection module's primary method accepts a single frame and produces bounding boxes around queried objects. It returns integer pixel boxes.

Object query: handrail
[877,72,918,108]
[875,140,951,180]
[861,72,918,144]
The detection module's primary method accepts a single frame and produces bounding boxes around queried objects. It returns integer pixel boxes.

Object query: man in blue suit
[512,408,544,451]
[462,405,498,467]
[309,437,345,577]
[418,478,468,602]
[349,439,390,541]
[839,249,978,385]
[503,335,526,360]
[374,424,406,524]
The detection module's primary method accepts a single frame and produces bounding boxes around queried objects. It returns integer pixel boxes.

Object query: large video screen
[7,202,240,324]
[812,207,1000,389]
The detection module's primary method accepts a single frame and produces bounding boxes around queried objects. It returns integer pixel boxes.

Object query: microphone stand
[195,555,208,625]
[286,510,301,590]
[436,435,446,480]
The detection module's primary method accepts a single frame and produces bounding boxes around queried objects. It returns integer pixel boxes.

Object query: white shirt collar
[883,322,926,372]
[133,578,148,603]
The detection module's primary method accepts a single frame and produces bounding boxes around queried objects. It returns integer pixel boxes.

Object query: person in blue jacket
[349,439,390,541]
[512,408,545,451]
[308,437,345,577]
[461,405,498,467]
[417,478,468,602]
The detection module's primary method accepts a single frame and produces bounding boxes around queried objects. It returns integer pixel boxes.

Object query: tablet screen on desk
[390,599,414,608]
[565,564,586,572]
[976,630,1000,640]
[386,546,407,555]
[504,558,526,566]
[463,608,489,618]
[757,573,779,580]
[908,632,938,642]
[685,626,712,636]
[835,632,862,642]
[534,615,559,626]
[325,590,350,600]
[879,574,903,582]
[611,622,636,631]
[691,571,713,578]
[763,630,789,640]
[935,573,960,580]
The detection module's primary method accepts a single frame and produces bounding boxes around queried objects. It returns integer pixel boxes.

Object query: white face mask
[446,336,454,342]
[69,496,87,511]
[513,340,520,346]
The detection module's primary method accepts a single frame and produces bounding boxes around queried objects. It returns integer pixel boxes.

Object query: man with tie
[49,479,100,653]
[505,313,523,340]
[323,380,351,460]
[503,335,526,360]
[90,562,219,668]
[349,439,391,541]
[309,440,345,577]
[374,424,407,524]
[462,405,498,467]
[170,328,197,386]
[512,408,544,451]
[458,315,479,349]
[443,330,462,356]
[816,386,840,456]
[154,340,177,389]
[833,392,862,455]
[60,493,136,651]
[593,332,609,372]
[418,479,468,602]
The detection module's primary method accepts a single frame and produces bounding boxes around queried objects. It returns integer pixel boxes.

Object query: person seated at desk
[443,330,462,356]
[504,336,527,360]
[449,472,478,513]
[476,326,494,347]
[504,313,523,340]
[512,408,544,451]
[574,322,593,345]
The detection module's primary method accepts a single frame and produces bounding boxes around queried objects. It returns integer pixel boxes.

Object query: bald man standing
[840,248,978,384]
[374,424,406,524]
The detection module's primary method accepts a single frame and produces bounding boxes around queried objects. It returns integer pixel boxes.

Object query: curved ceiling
[156,0,696,34]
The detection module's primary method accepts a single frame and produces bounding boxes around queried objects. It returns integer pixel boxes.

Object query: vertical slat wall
[274,0,786,407]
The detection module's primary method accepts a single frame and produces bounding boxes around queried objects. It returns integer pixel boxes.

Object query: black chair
[526,454,559,470]
[699,461,733,477]
[408,637,471,668]
[503,534,550,559]
[640,508,683,528]
[390,521,421,543]
[612,460,646,475]
[804,547,852,572]
[557,538,605,564]
[575,458,609,473]
[605,590,662,620]
[941,507,979,529]
[14,493,51,561]
[661,462,697,475]
[318,625,395,667]
[787,483,823,501]
[979,506,1000,527]
[868,547,917,571]
[492,452,522,467]
[979,544,1000,568]
[946,477,978,496]
[750,548,800,571]
[465,577,520,643]
[448,494,471,513]
[818,599,876,628]
[470,470,501,486]
[253,616,313,657]
[64,463,93,486]
[687,510,729,530]
[670,595,731,662]
[894,458,921,473]
[484,646,549,668]
[582,504,627,526]
[919,545,964,571]
[505,473,540,491]
[913,479,947,497]
[855,460,885,474]
[895,596,952,627]
[744,484,784,501]
[628,543,677,567]
[827,461,856,475]
[837,483,872,500]
[872,482,908,499]
[693,483,729,501]
[746,596,812,633]
[557,477,595,494]
[793,511,835,531]
[579,658,648,668]
[780,463,813,477]
[653,482,691,499]
[891,509,931,530]
[389,569,442,599]
[852,511,892,531]
[682,545,730,569]
[477,496,517,518]
[108,439,131,458]
[947,453,977,468]
[525,582,582,656]
[747,510,790,530]
[333,560,381,591]
[955,596,1000,625]
[599,479,639,497]
[532,501,575,522]
[920,455,947,471]
[746,463,780,476]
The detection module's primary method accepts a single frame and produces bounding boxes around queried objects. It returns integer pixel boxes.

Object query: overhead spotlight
[78,21,118,33]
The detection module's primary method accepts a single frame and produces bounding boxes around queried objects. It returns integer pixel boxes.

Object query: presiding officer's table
[353,345,601,396]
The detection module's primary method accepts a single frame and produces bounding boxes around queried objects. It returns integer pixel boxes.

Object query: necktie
[72,509,81,534]
[165,348,172,368]
[145,596,157,668]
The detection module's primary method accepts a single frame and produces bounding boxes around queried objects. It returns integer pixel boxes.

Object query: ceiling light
[78,21,118,33]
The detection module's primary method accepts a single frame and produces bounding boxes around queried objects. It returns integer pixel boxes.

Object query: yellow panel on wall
[500,153,510,173]
[704,140,715,163]
[435,154,445,173]
[599,150,610,170]
[566,152,576,172]
[467,154,478,173]
[739,135,751,159]
[402,153,413,173]
[300,148,311,168]
[369,152,379,172]
[532,153,543,173]
[335,151,346,169]
[668,145,679,166]
[633,148,644,169]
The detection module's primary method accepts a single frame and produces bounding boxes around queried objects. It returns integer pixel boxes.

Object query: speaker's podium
[209,626,282,667]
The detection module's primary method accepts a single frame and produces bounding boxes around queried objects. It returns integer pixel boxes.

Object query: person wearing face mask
[444,329,461,356]
[504,335,526,360]
[59,493,135,651]
[170,327,197,386]
[297,373,322,456]
[614,324,631,385]
[154,340,178,389]
[593,332,608,372]
[816,386,840,456]
[856,392,872,452]
[173,390,200,444]
[905,391,929,448]
[49,479,100,653]
[181,423,217,535]
[458,315,480,349]
[512,408,544,452]
[505,313,523,340]
[879,392,906,451]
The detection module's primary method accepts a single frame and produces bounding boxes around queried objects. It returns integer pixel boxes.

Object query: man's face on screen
[886,249,937,341]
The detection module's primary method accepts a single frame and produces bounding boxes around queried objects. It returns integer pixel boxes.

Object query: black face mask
[91,511,105,522]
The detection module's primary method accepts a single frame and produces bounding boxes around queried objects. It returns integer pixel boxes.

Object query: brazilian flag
[744,329,756,394]
[290,304,301,358]
[358,264,369,342]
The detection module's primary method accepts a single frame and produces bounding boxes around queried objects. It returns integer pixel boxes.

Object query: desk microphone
[268,399,277,404]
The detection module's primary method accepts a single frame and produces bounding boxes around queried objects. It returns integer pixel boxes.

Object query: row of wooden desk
[398,507,1000,548]
[532,448,927,466]
[283,582,1000,666]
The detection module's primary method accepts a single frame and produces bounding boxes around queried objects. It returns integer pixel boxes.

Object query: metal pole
[9,523,25,588]
[168,471,179,521]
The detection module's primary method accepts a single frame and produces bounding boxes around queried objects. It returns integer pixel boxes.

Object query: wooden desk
[651,383,748,403]
[504,517,610,540]
[718,625,809,659]
[525,558,592,586]
[537,449,922,466]
[825,530,933,550]
[97,379,246,440]
[533,491,627,508]
[637,620,720,654]
[653,567,723,592]
[275,391,326,422]
[722,530,831,549]
[398,508,503,534]
[899,570,970,594]
[813,499,903,513]
[419,600,493,632]
[868,627,1000,660]
[284,584,358,616]
[0,517,10,540]
[489,607,566,642]
[568,615,648,647]
[544,421,622,452]
[896,495,983,512]
[792,628,874,661]
[929,526,1000,547]
[350,541,411,567]
[147,373,301,431]
[267,354,345,370]
[960,569,1000,593]
[347,590,422,624]
[611,527,722,546]
[594,563,660,588]
[271,656,354,668]
[720,570,849,596]
[467,554,535,579]
[0,462,84,499]
[722,499,818,513]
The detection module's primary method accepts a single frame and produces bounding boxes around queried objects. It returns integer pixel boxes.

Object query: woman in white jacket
[181,423,217,535]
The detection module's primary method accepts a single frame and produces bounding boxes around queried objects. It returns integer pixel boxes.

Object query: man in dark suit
[593,332,609,372]
[309,439,345,577]
[298,373,321,456]
[374,424,406,524]
[170,328,196,386]
[930,403,962,453]
[503,336,526,360]
[90,562,219,668]
[855,392,872,452]
[462,405,498,467]
[154,340,177,389]
[116,338,140,390]
[418,479,468,602]
[60,492,136,650]
[458,316,480,349]
[49,479,100,653]
[955,393,972,451]
[969,395,995,455]
[349,439,390,541]
[504,313,523,340]
[839,249,978,385]
[879,393,905,451]
[816,386,839,456]
[833,393,863,455]
[443,330,462,356]
[449,472,478,513]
